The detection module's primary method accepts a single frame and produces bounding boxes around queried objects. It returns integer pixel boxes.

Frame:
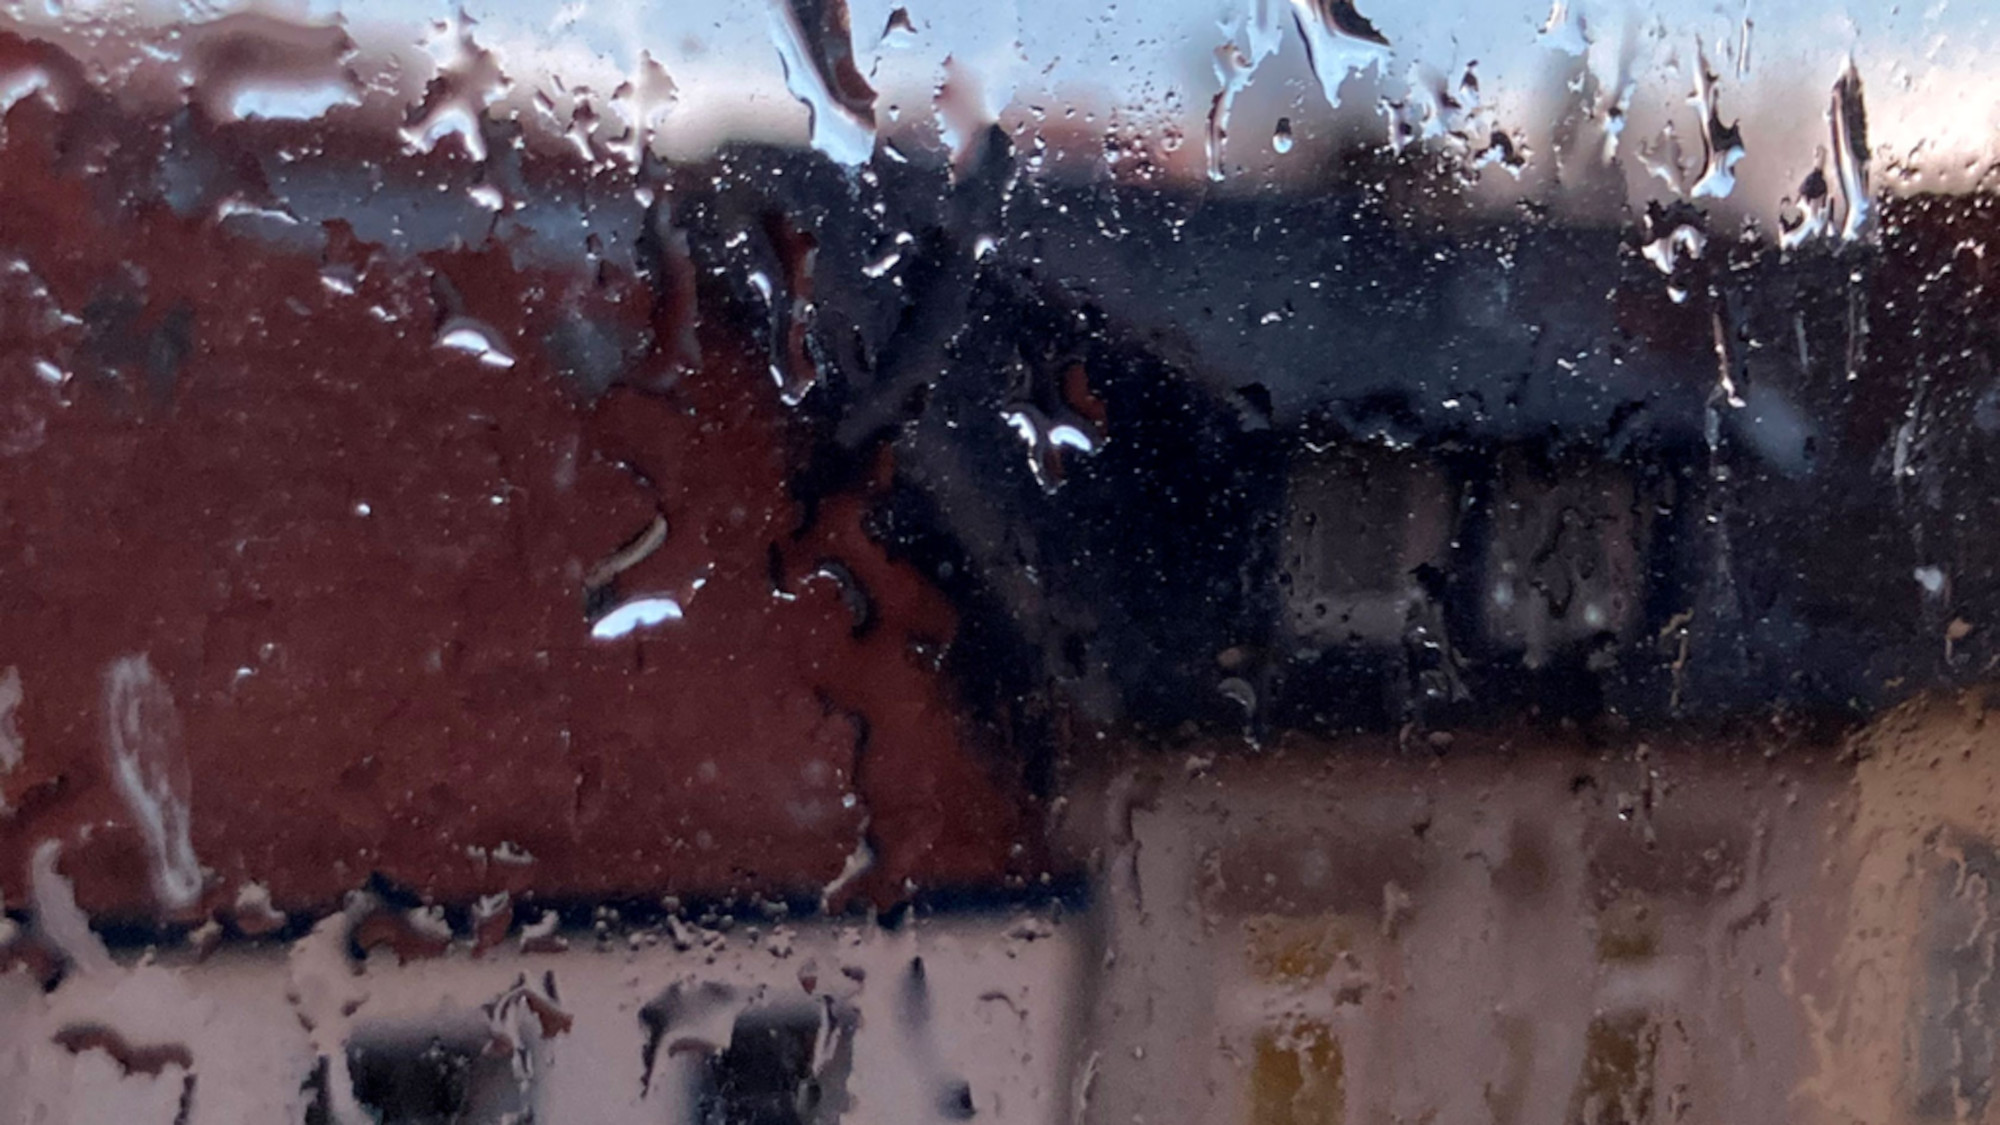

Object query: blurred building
[1058,693,2000,1125]
[7,12,2000,1125]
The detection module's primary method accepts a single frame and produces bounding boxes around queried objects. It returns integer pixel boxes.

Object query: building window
[345,1024,528,1125]
[690,1004,854,1125]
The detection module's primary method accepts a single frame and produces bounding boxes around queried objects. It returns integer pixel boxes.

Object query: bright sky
[21,0,2000,212]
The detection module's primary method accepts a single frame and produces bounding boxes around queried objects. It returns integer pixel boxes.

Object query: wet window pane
[2,0,2000,1122]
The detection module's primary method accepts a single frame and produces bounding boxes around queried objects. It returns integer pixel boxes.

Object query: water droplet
[1537,0,1589,55]
[215,196,299,227]
[1637,121,1690,192]
[1601,80,1634,161]
[768,0,877,166]
[881,8,917,42]
[862,235,911,278]
[185,13,362,124]
[436,318,517,369]
[1001,407,1104,491]
[610,51,679,166]
[1689,46,1746,199]
[0,66,53,116]
[1218,676,1257,715]
[1289,0,1391,110]
[319,265,358,296]
[232,880,287,936]
[30,840,111,973]
[1202,2,1287,181]
[400,17,509,161]
[1642,223,1706,275]
[750,217,822,406]
[519,909,565,953]
[589,595,684,640]
[1830,59,1871,241]
[1001,362,1107,493]
[820,836,874,909]
[1780,159,1833,249]
[1915,566,1947,598]
[103,654,202,910]
[583,514,669,593]
[1273,117,1294,154]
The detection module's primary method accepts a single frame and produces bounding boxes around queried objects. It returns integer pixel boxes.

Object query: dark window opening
[346,1026,527,1125]
[694,1004,853,1125]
